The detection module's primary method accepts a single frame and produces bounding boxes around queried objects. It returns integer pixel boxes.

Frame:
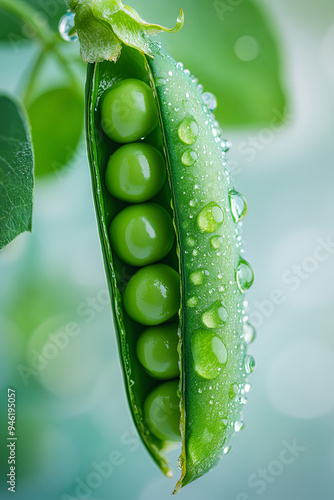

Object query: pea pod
[68,0,255,492]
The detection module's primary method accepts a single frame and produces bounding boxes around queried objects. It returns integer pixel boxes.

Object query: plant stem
[0,0,81,94]
[22,49,47,104]
[53,47,80,90]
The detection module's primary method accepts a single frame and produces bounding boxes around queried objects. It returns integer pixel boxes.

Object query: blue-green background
[1,0,334,499]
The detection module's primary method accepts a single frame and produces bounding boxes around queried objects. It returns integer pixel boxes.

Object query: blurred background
[1,0,334,499]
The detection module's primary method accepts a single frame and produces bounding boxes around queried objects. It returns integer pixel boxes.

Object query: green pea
[105,143,165,203]
[109,203,174,267]
[136,323,179,379]
[144,380,181,442]
[123,264,180,325]
[101,79,158,143]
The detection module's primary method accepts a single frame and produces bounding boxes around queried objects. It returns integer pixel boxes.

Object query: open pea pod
[71,0,255,492]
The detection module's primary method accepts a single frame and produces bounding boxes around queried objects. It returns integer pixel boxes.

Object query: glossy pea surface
[136,323,179,379]
[101,79,158,143]
[109,203,174,267]
[123,264,180,325]
[105,143,166,203]
[144,380,181,442]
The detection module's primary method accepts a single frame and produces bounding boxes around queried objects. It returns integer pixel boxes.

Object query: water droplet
[229,383,239,398]
[178,117,199,145]
[212,337,228,364]
[202,301,228,328]
[213,120,222,137]
[236,260,254,293]
[210,235,223,249]
[155,77,167,87]
[58,12,78,42]
[197,84,204,93]
[243,322,256,344]
[187,296,198,308]
[234,420,244,432]
[186,236,195,247]
[198,202,224,232]
[184,69,191,76]
[221,139,231,152]
[176,62,184,70]
[189,199,197,207]
[182,149,198,166]
[191,329,228,379]
[229,190,247,222]
[240,396,248,405]
[244,355,256,374]
[220,417,228,427]
[202,92,217,111]
[190,270,205,285]
[223,445,231,454]
[244,383,252,393]
[168,70,173,76]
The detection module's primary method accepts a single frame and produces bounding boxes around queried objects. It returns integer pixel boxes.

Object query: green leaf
[74,4,122,63]
[110,5,183,57]
[0,95,34,249]
[0,0,66,42]
[70,0,183,62]
[132,0,286,127]
[27,87,84,177]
